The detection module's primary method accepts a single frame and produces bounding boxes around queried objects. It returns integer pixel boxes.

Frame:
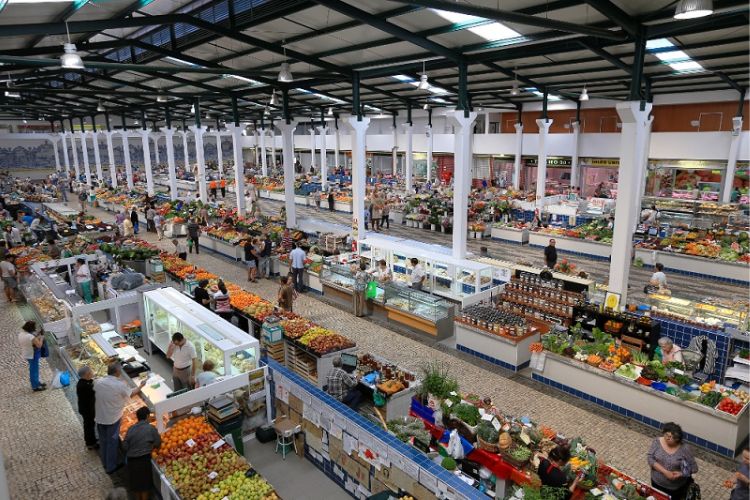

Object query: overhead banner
[648,159,727,170]
[580,158,619,168]
[524,157,571,167]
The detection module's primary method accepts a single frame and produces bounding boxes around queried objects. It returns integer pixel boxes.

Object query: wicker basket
[476,435,500,453]
[500,446,531,469]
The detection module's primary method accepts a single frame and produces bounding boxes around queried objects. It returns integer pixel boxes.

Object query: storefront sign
[524,157,571,167]
[581,158,619,168]
[649,159,727,170]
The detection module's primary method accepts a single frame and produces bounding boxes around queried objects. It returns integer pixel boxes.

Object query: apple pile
[195,471,278,500]
[166,449,249,500]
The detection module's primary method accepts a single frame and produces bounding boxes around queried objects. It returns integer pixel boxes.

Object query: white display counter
[455,322,540,372]
[528,231,611,258]
[200,235,243,260]
[490,226,529,244]
[532,353,749,457]
[634,248,749,283]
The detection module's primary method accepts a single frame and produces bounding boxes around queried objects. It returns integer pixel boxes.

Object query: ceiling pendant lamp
[96,101,105,112]
[269,90,278,106]
[278,43,293,82]
[60,22,84,70]
[580,85,589,101]
[417,61,429,90]
[510,83,519,96]
[156,93,168,103]
[674,0,713,19]
[190,104,195,114]
[327,107,334,116]
[264,107,271,117]
[423,103,429,110]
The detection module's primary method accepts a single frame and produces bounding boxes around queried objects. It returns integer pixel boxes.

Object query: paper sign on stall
[530,352,546,371]
[419,469,439,492]
[346,423,359,439]
[330,423,343,440]
[374,441,390,468]
[404,460,420,481]
[343,432,358,455]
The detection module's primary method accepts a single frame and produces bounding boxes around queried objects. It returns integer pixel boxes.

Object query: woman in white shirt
[211,280,233,322]
[75,257,93,303]
[18,320,45,391]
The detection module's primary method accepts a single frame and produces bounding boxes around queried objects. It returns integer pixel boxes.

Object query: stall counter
[454,321,541,372]
[532,352,749,457]
[634,248,749,284]
[528,231,611,258]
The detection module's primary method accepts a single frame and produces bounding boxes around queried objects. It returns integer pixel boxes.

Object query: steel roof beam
[646,9,749,39]
[582,0,639,38]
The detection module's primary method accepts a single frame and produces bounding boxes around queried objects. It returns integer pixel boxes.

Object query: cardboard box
[369,478,391,495]
[329,436,343,462]
[302,419,323,440]
[339,453,370,490]
[386,466,418,495]
[275,400,288,416]
[306,431,323,453]
[288,408,302,425]
[288,393,303,414]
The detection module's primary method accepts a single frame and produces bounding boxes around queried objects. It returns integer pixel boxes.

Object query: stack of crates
[261,316,285,364]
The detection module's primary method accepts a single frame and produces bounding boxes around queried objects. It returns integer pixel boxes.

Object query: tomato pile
[716,397,744,415]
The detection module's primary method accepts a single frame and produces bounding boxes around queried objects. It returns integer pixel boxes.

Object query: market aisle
[0,301,113,499]
[89,205,738,499]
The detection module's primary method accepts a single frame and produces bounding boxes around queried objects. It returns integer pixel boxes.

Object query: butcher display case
[142,288,260,376]
[648,293,749,332]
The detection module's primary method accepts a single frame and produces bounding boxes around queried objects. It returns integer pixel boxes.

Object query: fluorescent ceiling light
[163,56,203,68]
[654,50,690,62]
[668,61,704,72]
[527,88,561,101]
[646,39,673,50]
[432,9,520,42]
[390,75,449,95]
[430,97,448,104]
[222,74,262,87]
[4,91,21,98]
[392,74,413,82]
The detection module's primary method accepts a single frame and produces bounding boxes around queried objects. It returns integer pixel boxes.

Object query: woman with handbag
[647,422,699,500]
[18,320,45,392]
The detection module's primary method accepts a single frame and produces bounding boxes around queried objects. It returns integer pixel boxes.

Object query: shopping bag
[39,339,49,358]
[51,370,70,388]
[447,430,465,460]
[365,281,378,300]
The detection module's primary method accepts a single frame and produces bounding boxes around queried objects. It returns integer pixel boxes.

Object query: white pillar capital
[163,127,175,137]
[514,122,523,133]
[189,125,206,136]
[449,110,478,130]
[535,118,553,132]
[571,120,580,133]
[316,126,329,134]
[275,120,299,133]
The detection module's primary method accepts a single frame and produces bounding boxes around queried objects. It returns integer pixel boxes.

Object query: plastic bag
[365,281,378,300]
[51,370,71,389]
[447,430,465,460]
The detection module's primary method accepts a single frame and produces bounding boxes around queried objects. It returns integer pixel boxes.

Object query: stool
[273,417,299,460]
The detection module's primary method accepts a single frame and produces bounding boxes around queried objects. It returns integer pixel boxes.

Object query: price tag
[211,439,225,449]
[185,438,196,448]
[444,399,453,408]
[519,431,531,445]
[673,368,685,376]
[208,471,218,480]
[481,413,494,422]
[449,391,458,396]
[492,417,502,432]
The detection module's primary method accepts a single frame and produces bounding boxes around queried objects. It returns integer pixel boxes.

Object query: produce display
[99,240,160,261]
[540,327,750,417]
[29,294,67,322]
[534,219,613,244]
[153,416,277,500]
[635,228,750,264]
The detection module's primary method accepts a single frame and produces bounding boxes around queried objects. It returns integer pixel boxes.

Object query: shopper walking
[187,218,201,254]
[123,406,161,500]
[78,188,88,212]
[130,207,139,234]
[244,239,259,283]
[75,257,93,303]
[220,177,227,198]
[328,191,335,212]
[166,332,198,391]
[277,275,296,313]
[153,212,164,241]
[730,447,749,500]
[209,178,218,199]
[18,320,45,392]
[290,243,306,293]
[381,202,390,230]
[353,261,369,317]
[544,238,558,269]
[172,239,187,260]
[122,217,134,238]
[94,363,146,474]
[146,206,155,233]
[647,422,698,500]
[76,365,98,449]
[1,253,18,303]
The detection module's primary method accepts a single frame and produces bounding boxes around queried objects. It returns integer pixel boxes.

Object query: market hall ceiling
[0,0,747,124]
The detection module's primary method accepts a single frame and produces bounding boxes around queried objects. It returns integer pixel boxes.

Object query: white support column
[484,112,490,135]
[317,125,329,189]
[227,124,247,217]
[181,131,190,168]
[513,123,523,190]
[164,128,178,200]
[570,121,581,188]
[104,131,117,188]
[721,117,744,203]
[215,133,224,179]
[60,133,71,178]
[637,118,654,209]
[535,119,553,204]
[426,125,433,182]
[269,130,277,173]
[92,131,103,183]
[259,128,268,177]
[139,131,155,196]
[71,132,80,181]
[334,126,340,170]
[278,120,299,228]
[80,132,92,187]
[190,126,208,202]
[253,130,260,168]
[608,102,653,305]
[51,138,61,172]
[391,126,398,175]
[153,134,160,165]
[348,117,371,240]
[309,127,316,171]
[121,132,133,190]
[450,110,478,260]
[403,123,413,192]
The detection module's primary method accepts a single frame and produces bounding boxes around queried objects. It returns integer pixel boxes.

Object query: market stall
[350,352,420,421]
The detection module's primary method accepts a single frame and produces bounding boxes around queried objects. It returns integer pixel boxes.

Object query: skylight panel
[392,75,414,82]
[163,56,203,68]
[645,38,704,73]
[432,9,520,41]
[646,38,674,50]
[669,61,704,72]
[655,50,690,62]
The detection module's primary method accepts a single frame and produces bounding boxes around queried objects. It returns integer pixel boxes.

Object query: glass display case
[382,283,451,323]
[641,196,747,229]
[648,293,749,331]
[319,263,356,293]
[143,288,260,377]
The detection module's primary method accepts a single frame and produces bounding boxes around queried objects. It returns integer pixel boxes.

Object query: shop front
[645,159,726,201]
[579,158,619,198]
[523,157,571,195]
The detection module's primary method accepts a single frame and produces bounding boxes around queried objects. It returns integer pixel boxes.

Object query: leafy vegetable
[476,420,499,443]
[452,403,481,426]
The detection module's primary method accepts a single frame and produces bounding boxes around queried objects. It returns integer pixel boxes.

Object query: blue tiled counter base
[457,344,529,372]
[531,354,748,458]
[265,359,484,500]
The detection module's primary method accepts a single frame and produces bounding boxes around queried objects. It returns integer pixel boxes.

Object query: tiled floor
[81,203,741,499]
[0,302,113,499]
